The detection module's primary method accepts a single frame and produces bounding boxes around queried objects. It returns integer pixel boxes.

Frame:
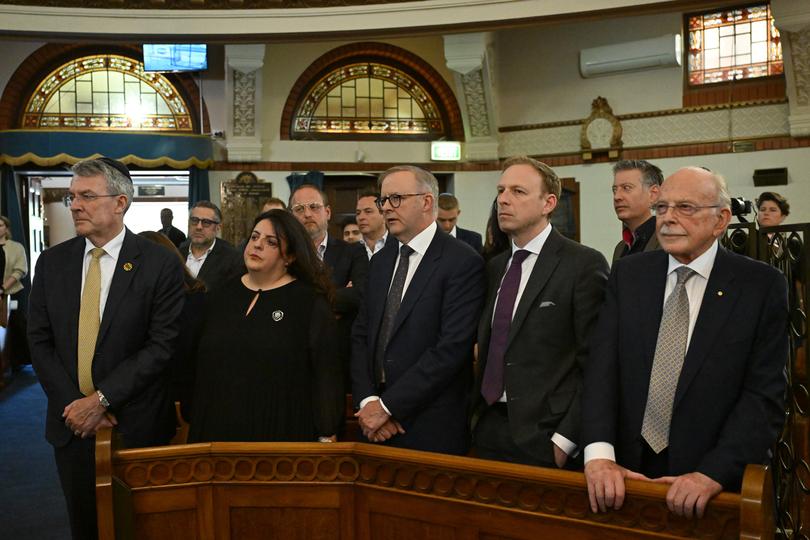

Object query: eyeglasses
[189,216,220,228]
[63,193,120,207]
[652,202,720,217]
[376,193,428,210]
[291,202,325,215]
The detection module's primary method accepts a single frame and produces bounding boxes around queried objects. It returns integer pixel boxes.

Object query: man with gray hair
[583,166,787,520]
[611,159,663,262]
[29,157,185,539]
[352,165,485,454]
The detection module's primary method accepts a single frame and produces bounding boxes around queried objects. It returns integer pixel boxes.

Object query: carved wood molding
[109,442,759,539]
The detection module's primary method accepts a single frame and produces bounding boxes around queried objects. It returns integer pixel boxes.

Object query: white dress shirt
[364,231,388,260]
[82,226,126,318]
[449,225,457,238]
[583,240,719,464]
[185,238,216,278]
[317,233,328,260]
[360,222,438,415]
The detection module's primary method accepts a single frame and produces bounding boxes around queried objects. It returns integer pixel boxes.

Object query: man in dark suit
[157,207,186,248]
[352,166,485,455]
[437,192,483,253]
[290,184,368,381]
[178,201,243,292]
[29,158,185,540]
[611,160,662,263]
[472,156,609,468]
[583,167,788,519]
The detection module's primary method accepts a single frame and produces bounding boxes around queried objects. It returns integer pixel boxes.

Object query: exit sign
[431,141,461,161]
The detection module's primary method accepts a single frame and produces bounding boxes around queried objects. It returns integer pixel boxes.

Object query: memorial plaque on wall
[220,172,274,246]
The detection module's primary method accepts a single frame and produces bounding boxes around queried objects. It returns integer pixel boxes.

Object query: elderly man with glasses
[30,157,186,540]
[289,184,368,387]
[583,166,788,520]
[178,200,243,293]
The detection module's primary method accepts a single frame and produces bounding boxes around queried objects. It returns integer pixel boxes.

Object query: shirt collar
[666,239,719,281]
[84,226,126,260]
[449,225,458,238]
[400,221,437,256]
[511,223,552,256]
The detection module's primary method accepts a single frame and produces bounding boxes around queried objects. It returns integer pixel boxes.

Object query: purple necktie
[481,249,531,405]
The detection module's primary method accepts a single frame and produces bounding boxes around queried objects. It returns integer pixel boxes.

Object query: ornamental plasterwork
[580,96,622,159]
[786,29,810,106]
[461,68,491,138]
[232,70,256,137]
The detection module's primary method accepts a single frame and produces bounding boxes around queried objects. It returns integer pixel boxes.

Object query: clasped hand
[354,399,405,443]
[63,394,117,438]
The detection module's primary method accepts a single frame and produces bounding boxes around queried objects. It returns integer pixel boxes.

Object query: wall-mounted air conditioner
[580,34,682,78]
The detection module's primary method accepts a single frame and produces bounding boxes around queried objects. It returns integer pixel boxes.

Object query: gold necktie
[78,247,105,396]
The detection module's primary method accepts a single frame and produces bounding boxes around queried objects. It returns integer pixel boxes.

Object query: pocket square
[539,301,556,308]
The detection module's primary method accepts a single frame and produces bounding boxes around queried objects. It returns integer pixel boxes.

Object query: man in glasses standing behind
[352,166,485,454]
[179,201,243,293]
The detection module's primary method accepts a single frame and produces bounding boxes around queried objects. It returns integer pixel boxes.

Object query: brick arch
[0,43,210,133]
[280,42,464,141]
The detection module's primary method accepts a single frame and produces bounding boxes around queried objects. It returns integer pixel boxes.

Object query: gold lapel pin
[123,262,133,272]
[717,290,723,296]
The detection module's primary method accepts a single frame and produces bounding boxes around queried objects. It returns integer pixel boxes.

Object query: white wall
[497,12,684,125]
[0,40,44,102]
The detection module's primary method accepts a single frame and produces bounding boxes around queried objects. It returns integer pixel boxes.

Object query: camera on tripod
[730,197,753,222]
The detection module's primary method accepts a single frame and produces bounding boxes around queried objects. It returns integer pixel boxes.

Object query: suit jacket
[583,247,788,490]
[29,229,185,448]
[352,230,485,455]
[323,236,368,315]
[612,216,660,263]
[179,237,244,293]
[456,227,483,254]
[474,228,609,462]
[159,225,186,249]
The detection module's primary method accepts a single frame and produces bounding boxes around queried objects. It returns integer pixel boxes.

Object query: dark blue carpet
[0,366,70,539]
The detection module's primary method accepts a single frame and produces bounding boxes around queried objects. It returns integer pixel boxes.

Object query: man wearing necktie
[583,167,788,520]
[351,165,485,455]
[29,158,185,539]
[472,156,609,469]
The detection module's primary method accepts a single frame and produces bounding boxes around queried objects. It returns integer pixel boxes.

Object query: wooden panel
[230,507,340,540]
[135,510,197,540]
[369,513,457,540]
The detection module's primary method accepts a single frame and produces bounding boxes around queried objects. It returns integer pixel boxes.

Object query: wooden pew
[95,428,774,540]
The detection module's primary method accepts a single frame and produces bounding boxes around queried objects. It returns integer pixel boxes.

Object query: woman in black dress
[188,209,342,443]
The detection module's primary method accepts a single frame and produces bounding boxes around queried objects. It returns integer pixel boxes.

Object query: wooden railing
[96,428,774,540]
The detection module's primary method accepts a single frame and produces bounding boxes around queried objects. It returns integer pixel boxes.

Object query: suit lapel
[505,229,562,349]
[641,252,669,369]
[66,238,86,361]
[674,247,737,407]
[98,230,141,343]
[387,231,443,340]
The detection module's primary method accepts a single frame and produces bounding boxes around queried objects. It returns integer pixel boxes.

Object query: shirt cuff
[551,433,577,457]
[584,442,616,464]
[358,395,392,416]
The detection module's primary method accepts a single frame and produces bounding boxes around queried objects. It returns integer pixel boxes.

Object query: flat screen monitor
[143,44,207,72]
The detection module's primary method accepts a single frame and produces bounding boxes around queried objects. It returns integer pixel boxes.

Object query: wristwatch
[97,390,110,409]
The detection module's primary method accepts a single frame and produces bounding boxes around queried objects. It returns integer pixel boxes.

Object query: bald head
[655,167,732,264]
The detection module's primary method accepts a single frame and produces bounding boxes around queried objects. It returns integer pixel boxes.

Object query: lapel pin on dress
[123,262,133,272]
[272,310,284,322]
[717,290,724,296]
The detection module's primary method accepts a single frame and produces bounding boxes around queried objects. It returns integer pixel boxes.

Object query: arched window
[283,43,463,141]
[22,54,193,131]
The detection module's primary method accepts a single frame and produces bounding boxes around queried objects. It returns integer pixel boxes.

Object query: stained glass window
[23,55,193,131]
[687,4,783,86]
[292,63,444,139]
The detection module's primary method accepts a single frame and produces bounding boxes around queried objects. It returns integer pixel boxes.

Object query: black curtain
[188,166,210,207]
